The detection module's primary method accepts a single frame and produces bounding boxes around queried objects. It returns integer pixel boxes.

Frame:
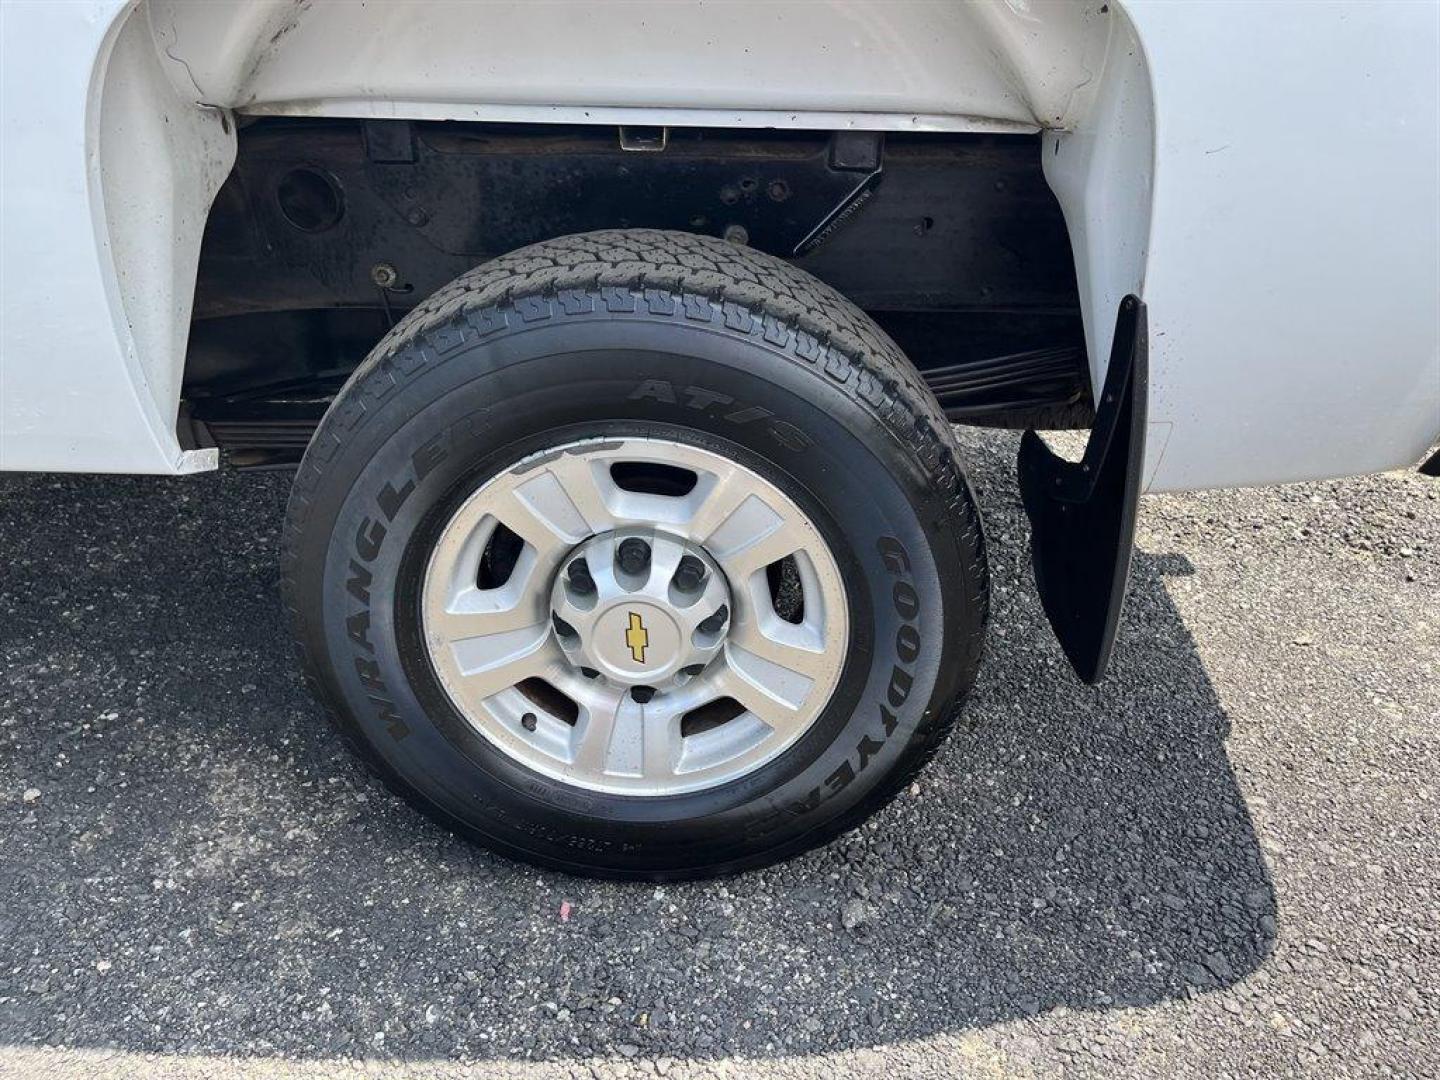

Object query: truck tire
[282,229,988,879]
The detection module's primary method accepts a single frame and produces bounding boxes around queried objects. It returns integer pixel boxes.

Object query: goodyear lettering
[781,534,922,816]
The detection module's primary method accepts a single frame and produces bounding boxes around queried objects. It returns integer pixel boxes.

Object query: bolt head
[567,559,595,594]
[673,555,706,592]
[697,604,730,636]
[617,538,651,575]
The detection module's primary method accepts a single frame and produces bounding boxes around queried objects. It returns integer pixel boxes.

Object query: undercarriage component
[923,344,1089,424]
[793,131,884,256]
[184,340,1092,468]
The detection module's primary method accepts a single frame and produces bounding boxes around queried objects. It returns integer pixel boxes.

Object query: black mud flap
[1017,296,1148,684]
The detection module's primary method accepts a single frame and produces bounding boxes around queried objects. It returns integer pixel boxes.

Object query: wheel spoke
[537,452,617,535]
[492,485,581,560]
[445,622,557,700]
[570,688,679,781]
[683,466,757,544]
[570,690,614,775]
[715,645,815,731]
[429,564,548,643]
[429,599,543,644]
[727,616,833,682]
[498,450,620,557]
[710,516,810,582]
[641,703,682,781]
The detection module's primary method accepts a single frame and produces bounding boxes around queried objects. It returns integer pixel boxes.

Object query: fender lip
[1017,296,1148,684]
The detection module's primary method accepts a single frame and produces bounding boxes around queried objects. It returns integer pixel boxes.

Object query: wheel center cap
[549,528,732,690]
[592,602,680,678]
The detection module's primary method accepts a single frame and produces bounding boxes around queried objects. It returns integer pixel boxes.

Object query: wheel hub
[550,528,731,692]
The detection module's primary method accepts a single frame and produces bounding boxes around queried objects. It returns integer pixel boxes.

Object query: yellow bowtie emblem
[625,611,649,664]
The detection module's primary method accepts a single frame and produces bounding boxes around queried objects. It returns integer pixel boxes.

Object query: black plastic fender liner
[1017,296,1148,684]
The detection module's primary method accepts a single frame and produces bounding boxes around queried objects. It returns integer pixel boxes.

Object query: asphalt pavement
[1,427,1435,1079]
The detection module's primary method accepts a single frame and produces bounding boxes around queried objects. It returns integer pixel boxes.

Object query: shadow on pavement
[0,432,1275,1061]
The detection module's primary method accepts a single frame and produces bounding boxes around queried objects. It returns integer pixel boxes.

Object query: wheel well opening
[180,119,1088,467]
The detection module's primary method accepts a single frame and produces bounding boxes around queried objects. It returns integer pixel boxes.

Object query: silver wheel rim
[420,436,848,796]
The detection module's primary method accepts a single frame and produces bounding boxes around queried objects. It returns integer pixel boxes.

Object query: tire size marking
[782,534,920,817]
[343,433,450,743]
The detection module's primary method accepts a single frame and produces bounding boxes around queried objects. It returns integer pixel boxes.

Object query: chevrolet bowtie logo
[625,611,649,664]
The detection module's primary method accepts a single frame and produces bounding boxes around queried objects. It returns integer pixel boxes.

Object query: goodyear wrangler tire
[283,230,989,879]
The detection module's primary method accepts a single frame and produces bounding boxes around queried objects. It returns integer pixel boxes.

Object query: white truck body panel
[1,0,1436,490]
[0,0,220,474]
[1126,0,1440,489]
[143,0,1101,132]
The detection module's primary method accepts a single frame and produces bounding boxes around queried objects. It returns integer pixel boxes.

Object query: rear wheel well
[182,119,1091,467]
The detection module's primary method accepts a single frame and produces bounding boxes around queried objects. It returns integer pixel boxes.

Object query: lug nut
[631,685,657,704]
[552,613,577,640]
[679,663,706,678]
[673,555,706,592]
[617,537,651,576]
[567,559,595,595]
[697,604,729,635]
